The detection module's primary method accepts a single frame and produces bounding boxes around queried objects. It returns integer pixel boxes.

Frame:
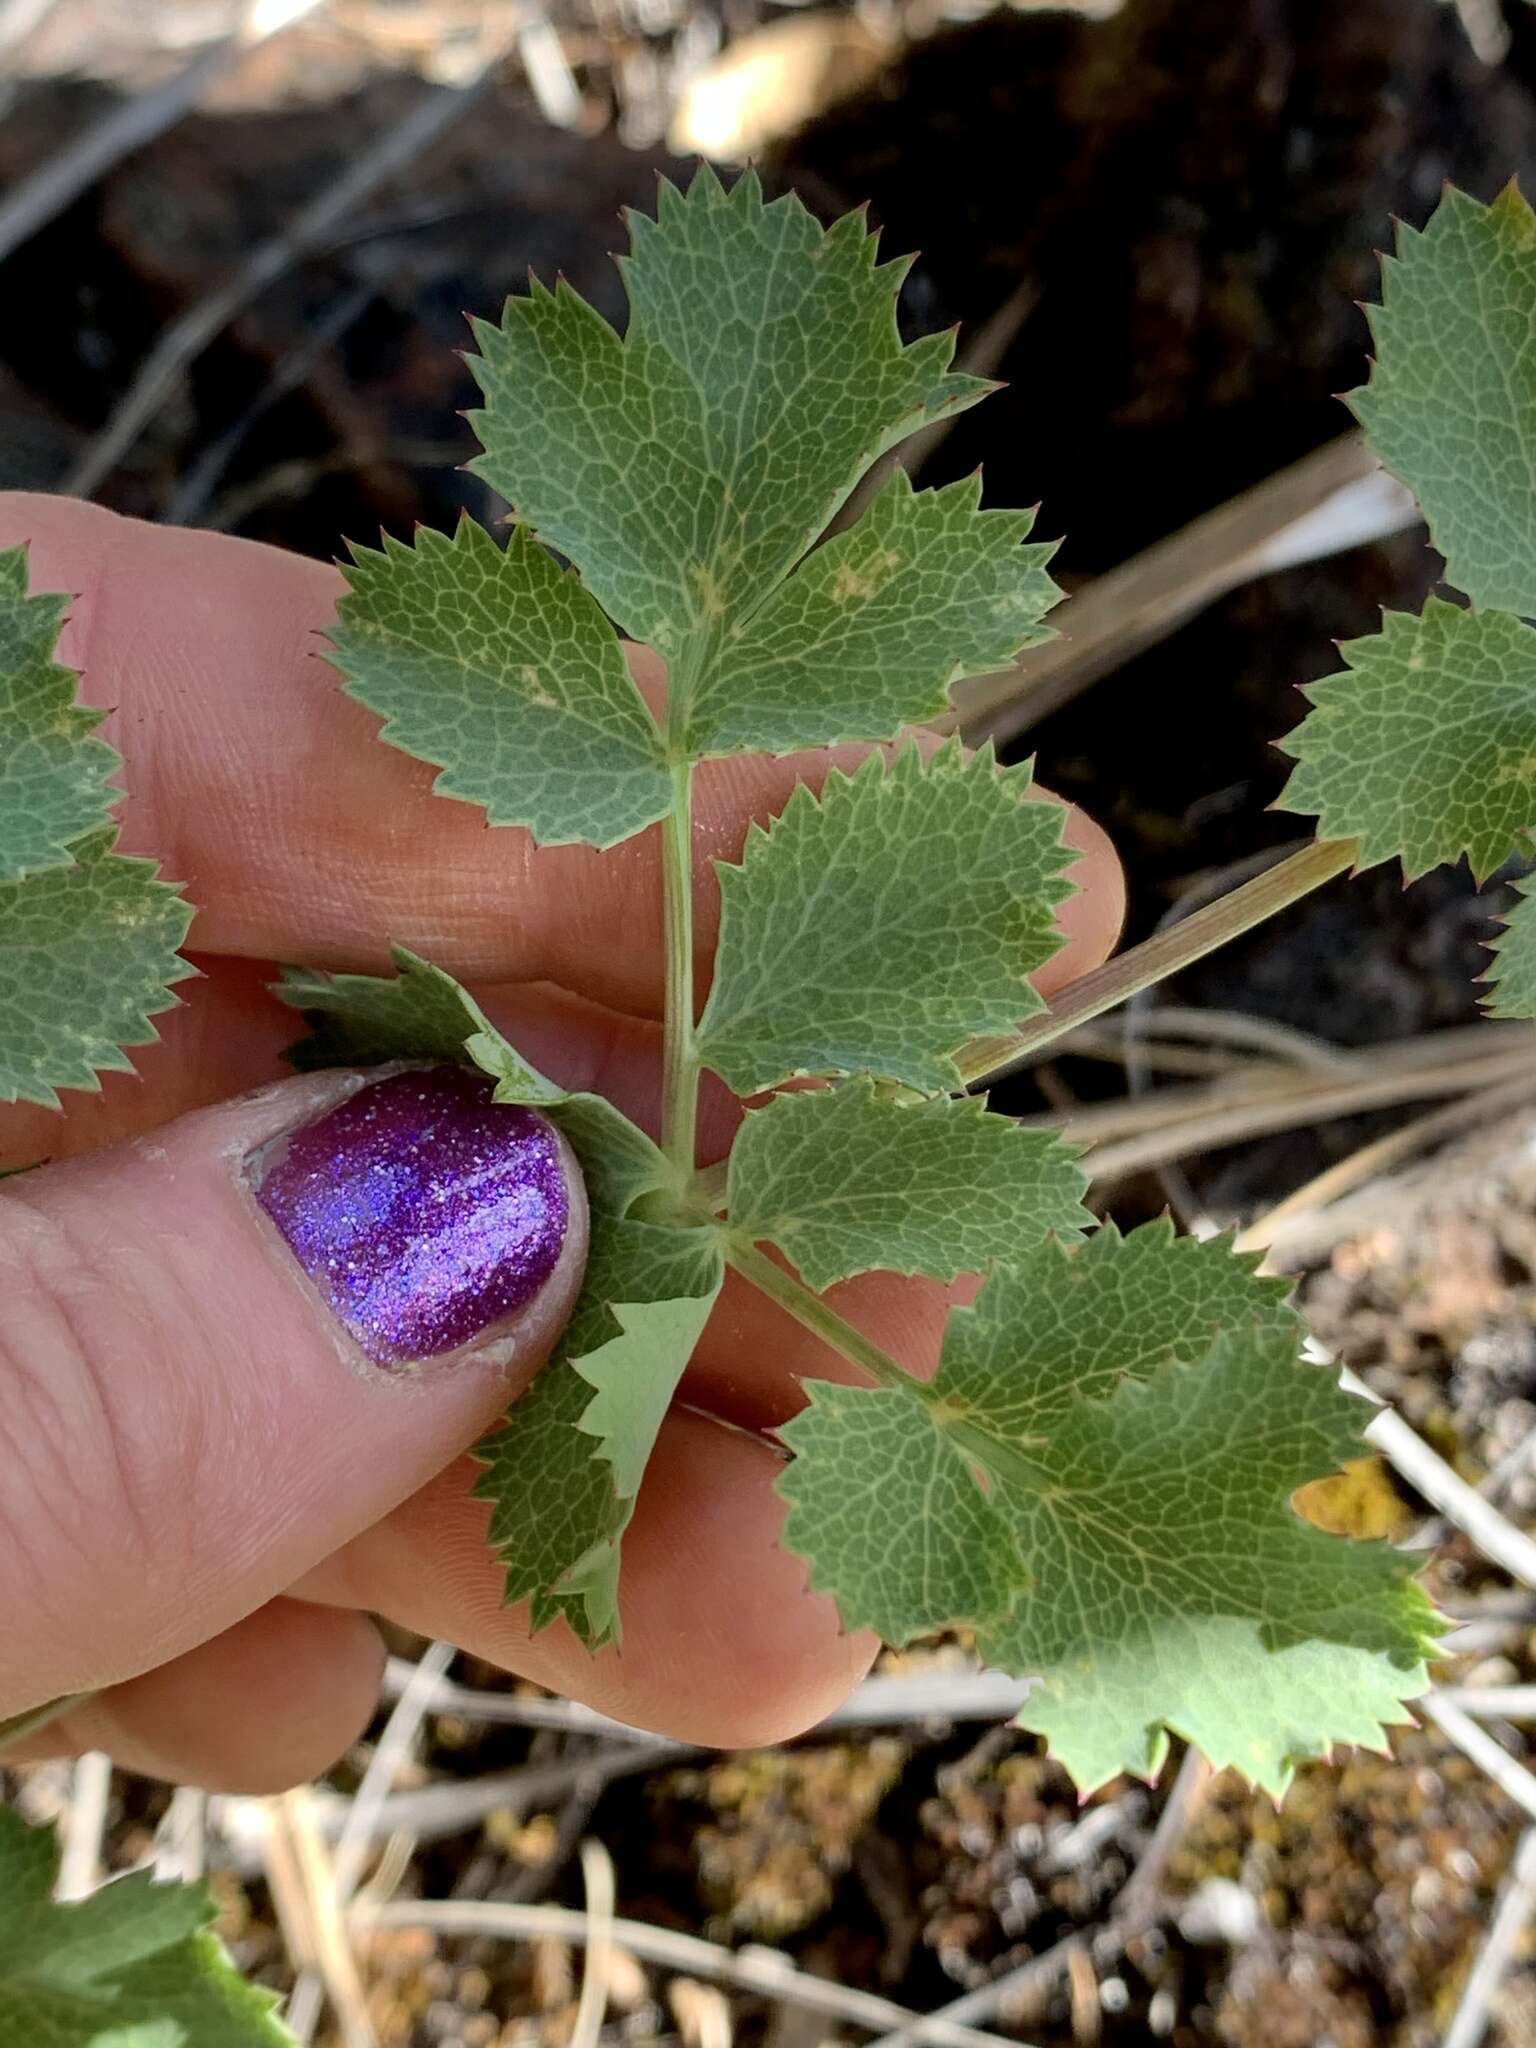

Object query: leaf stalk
[725,1237,935,1399]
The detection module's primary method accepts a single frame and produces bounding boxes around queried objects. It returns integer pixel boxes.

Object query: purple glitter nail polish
[252,1065,569,1365]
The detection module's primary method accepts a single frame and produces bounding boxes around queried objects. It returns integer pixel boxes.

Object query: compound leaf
[0,828,193,1109]
[1280,599,1536,880]
[779,1230,1432,1795]
[468,166,986,661]
[1486,874,1536,1017]
[983,1335,1437,1793]
[727,1077,1088,1290]
[0,547,119,886]
[1352,183,1536,618]
[685,473,1059,757]
[0,1807,293,2047]
[697,741,1073,1096]
[328,519,670,851]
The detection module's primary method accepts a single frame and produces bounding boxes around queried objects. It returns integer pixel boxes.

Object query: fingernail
[250,1065,570,1366]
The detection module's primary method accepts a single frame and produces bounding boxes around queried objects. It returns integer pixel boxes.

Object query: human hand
[0,494,1123,1792]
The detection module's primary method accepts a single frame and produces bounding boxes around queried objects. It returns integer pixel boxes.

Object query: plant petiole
[725,1237,937,1400]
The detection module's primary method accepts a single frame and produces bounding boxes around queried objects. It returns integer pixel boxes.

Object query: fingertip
[25,1600,386,1794]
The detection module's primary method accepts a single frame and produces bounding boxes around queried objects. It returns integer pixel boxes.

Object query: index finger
[0,494,1123,1016]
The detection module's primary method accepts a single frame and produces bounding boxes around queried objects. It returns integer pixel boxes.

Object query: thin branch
[353,1898,1033,2048]
[1235,1069,1536,1254]
[1437,1689,1536,1722]
[952,434,1417,747]
[0,0,327,265]
[1108,1003,1351,1071]
[956,839,1359,1088]
[1351,1378,1536,1593]
[1443,1824,1536,2048]
[334,1640,455,1903]
[571,1840,618,2048]
[153,1785,207,1886]
[272,1789,377,2048]
[1419,1694,1536,1826]
[64,44,515,499]
[289,1640,456,2043]
[1079,1043,1536,1183]
[378,1659,1038,1734]
[217,1741,686,1874]
[162,279,375,526]
[56,1751,111,1901]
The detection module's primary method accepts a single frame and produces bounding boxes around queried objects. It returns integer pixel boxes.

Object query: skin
[0,493,1124,1793]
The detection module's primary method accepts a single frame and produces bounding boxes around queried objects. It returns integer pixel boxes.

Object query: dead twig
[270,1789,377,2048]
[1419,1694,1536,1827]
[1078,1042,1536,1183]
[217,1740,685,1873]
[1443,1823,1536,2048]
[570,1840,618,2048]
[64,44,515,499]
[0,0,327,266]
[353,1897,1031,2048]
[380,1658,1037,1733]
[287,1640,456,2044]
[952,434,1418,747]
[56,1750,111,1901]
[1349,1372,1536,1595]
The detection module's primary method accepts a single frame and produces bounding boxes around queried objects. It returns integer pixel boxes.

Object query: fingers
[9,1600,385,1795]
[296,1411,877,1749]
[0,1069,587,1717]
[0,494,1121,1016]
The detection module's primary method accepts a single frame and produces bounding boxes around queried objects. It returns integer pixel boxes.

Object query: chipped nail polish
[251,1065,569,1365]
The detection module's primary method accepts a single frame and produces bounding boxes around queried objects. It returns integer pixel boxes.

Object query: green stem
[0,1692,84,1753]
[725,1238,933,1398]
[660,757,700,1177]
[956,837,1358,1088]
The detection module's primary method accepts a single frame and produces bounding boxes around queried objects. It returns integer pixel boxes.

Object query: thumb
[0,1063,587,1717]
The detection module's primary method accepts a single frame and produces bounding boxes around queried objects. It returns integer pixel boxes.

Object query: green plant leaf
[727,1077,1088,1289]
[0,546,119,886]
[275,946,668,1215]
[1279,599,1536,880]
[684,473,1059,757]
[780,1223,1294,1631]
[983,1335,1437,1794]
[697,741,1073,1096]
[468,166,987,662]
[1486,874,1536,1017]
[0,828,193,1109]
[1352,183,1536,618]
[776,1378,1028,1642]
[780,1229,1432,1795]
[935,1218,1300,1433]
[0,1807,294,2046]
[474,1220,722,1646]
[278,944,560,1098]
[327,519,671,851]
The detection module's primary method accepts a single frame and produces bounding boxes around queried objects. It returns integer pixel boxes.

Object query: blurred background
[10,2,1536,2043]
